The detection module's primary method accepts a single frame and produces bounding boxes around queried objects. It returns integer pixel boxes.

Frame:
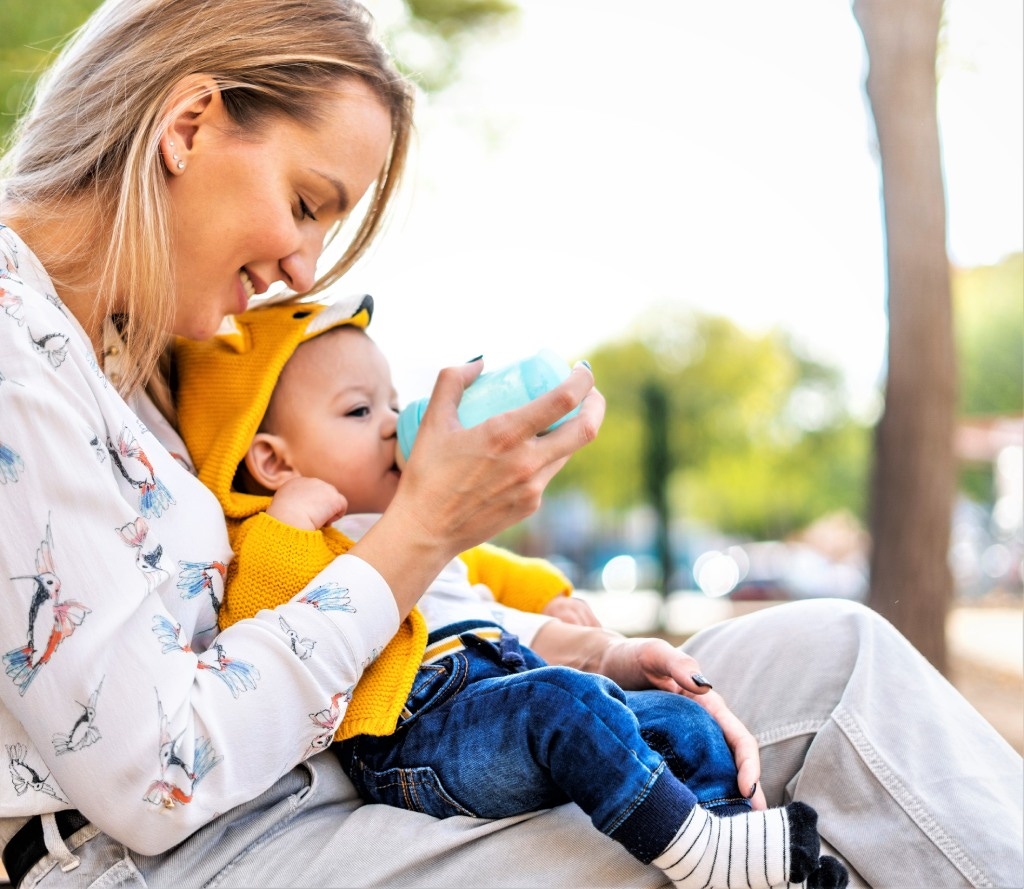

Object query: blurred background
[2,0,1021,749]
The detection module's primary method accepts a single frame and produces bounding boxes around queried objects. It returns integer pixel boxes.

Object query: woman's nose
[278,248,317,295]
[279,222,326,294]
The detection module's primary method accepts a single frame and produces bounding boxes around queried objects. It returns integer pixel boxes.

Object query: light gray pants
[19,600,1024,889]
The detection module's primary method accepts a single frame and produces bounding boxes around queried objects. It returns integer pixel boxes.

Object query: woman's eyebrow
[310,168,350,212]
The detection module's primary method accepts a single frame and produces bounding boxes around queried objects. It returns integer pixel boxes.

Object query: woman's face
[165,78,393,340]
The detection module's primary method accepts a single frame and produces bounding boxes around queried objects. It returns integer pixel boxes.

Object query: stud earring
[165,138,184,171]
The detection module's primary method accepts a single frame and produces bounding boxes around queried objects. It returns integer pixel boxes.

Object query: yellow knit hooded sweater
[174,296,572,741]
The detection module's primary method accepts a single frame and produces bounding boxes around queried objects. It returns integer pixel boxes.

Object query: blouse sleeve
[0,278,398,854]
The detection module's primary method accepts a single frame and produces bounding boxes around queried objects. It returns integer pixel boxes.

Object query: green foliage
[682,421,869,539]
[405,0,518,39]
[550,305,871,539]
[390,0,519,92]
[0,0,100,149]
[954,253,1023,417]
[953,252,1023,503]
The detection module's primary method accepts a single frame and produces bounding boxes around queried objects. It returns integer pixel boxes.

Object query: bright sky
[344,0,1023,413]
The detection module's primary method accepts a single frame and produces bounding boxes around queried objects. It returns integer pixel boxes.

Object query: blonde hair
[0,0,414,407]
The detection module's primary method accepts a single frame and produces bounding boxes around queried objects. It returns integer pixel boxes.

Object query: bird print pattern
[118,518,171,591]
[107,426,176,518]
[0,283,24,325]
[143,692,223,810]
[151,616,261,699]
[4,519,91,695]
[0,367,26,483]
[52,679,105,756]
[27,327,70,368]
[0,225,396,842]
[308,689,354,753]
[7,744,68,803]
[0,439,24,484]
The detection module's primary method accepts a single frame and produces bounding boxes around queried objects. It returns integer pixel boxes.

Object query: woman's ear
[159,74,222,176]
[244,433,299,492]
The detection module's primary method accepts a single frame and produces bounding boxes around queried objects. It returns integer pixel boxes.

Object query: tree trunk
[852,0,957,673]
[641,380,673,601]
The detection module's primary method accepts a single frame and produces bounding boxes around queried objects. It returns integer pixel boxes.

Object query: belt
[2,810,89,888]
[421,625,502,664]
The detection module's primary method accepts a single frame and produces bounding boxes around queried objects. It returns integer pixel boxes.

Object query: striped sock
[652,801,843,889]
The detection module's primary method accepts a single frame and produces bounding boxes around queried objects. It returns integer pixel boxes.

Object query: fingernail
[466,355,483,363]
[574,359,592,371]
[745,782,758,799]
[691,673,713,689]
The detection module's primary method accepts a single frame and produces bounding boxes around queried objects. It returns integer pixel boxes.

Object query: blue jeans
[337,621,749,864]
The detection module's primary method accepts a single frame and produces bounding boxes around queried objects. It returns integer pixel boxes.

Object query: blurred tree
[550,308,869,541]
[954,253,1023,418]
[0,1,99,149]
[641,380,673,598]
[0,0,520,147]
[954,252,1024,503]
[390,0,519,91]
[852,0,956,674]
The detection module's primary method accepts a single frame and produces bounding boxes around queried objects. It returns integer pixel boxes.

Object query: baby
[175,295,848,889]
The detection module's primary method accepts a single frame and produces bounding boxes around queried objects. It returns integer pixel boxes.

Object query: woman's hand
[688,685,767,810]
[532,621,766,812]
[400,359,603,554]
[355,359,604,616]
[601,636,766,810]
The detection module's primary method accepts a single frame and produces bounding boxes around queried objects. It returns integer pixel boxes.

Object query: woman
[0,2,1019,888]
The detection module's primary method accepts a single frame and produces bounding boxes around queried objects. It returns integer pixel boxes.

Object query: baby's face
[267,326,401,514]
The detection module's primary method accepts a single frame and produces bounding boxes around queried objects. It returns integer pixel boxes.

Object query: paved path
[947,605,1022,678]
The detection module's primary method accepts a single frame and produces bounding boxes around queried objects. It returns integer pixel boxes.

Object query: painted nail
[746,782,758,799]
[465,355,483,363]
[574,359,592,371]
[691,673,713,689]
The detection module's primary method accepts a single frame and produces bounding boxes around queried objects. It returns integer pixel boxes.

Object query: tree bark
[852,0,957,673]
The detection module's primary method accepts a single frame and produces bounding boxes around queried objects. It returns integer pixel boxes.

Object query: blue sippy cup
[396,349,581,464]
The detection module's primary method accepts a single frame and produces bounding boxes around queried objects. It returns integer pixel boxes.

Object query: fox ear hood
[175,294,373,518]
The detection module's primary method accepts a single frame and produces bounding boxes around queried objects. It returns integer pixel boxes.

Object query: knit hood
[175,294,373,521]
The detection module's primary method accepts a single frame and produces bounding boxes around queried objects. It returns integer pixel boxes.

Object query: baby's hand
[266,477,348,531]
[542,595,602,627]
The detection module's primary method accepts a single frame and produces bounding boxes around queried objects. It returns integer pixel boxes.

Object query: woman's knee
[681,598,902,720]
[731,598,893,660]
[779,598,906,661]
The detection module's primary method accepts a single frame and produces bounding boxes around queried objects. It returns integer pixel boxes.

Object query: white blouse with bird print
[0,225,399,855]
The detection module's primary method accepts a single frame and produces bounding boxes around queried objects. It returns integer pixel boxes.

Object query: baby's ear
[244,434,298,492]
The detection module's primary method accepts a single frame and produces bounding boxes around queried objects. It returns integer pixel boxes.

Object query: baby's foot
[805,854,850,889]
[786,803,849,888]
[652,800,848,889]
